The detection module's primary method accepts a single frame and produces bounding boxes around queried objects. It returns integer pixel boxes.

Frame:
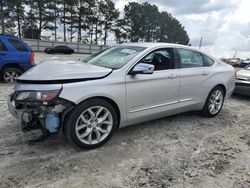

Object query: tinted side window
[140,48,174,71]
[0,40,7,51]
[178,48,204,68]
[204,55,215,66]
[8,39,28,52]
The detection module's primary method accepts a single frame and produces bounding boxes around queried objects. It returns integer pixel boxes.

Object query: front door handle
[201,71,208,76]
[167,74,178,79]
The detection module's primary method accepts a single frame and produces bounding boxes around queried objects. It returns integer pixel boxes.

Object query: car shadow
[231,93,250,100]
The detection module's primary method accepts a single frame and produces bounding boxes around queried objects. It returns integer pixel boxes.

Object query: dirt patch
[0,84,250,188]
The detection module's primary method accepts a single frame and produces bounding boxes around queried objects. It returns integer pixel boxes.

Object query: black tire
[201,86,225,117]
[1,67,23,83]
[64,98,118,149]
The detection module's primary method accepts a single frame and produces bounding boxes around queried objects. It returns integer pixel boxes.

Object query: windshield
[84,46,146,69]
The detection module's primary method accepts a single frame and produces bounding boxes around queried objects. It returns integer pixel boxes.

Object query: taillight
[30,52,35,65]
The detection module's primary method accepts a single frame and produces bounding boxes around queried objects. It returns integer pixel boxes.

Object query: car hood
[17,60,112,84]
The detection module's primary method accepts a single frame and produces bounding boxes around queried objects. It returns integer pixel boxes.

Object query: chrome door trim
[179,98,192,103]
[129,101,178,113]
[129,98,193,113]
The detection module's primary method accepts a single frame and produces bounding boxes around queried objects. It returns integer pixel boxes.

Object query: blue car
[0,34,35,83]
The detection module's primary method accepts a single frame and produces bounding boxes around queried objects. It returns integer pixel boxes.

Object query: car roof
[119,42,191,48]
[118,42,216,60]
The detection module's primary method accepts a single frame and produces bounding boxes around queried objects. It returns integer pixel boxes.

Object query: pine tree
[99,0,119,46]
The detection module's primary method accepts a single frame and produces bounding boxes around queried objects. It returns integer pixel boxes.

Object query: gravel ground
[0,84,249,188]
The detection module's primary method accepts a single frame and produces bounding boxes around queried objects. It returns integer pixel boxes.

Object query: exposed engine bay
[8,92,74,142]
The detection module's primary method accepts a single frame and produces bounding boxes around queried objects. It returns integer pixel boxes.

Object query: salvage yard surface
[0,84,249,188]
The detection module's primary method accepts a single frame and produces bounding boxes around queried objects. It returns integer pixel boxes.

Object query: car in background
[227,59,241,67]
[44,45,75,54]
[239,60,250,68]
[8,43,235,149]
[234,65,250,96]
[0,34,35,83]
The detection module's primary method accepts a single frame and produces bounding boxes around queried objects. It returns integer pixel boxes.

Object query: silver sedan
[235,65,250,96]
[8,43,235,149]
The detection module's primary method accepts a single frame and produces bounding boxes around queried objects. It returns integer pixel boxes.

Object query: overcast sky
[114,0,250,58]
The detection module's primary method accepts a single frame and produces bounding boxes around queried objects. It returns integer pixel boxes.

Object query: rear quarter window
[204,55,215,66]
[8,38,28,52]
[178,48,204,68]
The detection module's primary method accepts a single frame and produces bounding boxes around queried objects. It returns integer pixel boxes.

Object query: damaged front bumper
[8,95,24,120]
[7,93,74,134]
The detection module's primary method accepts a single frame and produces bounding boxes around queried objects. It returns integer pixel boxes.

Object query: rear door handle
[167,74,178,79]
[201,71,208,76]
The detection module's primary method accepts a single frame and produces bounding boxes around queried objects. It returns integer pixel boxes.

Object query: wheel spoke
[215,101,221,106]
[94,129,101,142]
[214,105,219,111]
[98,111,110,123]
[97,127,109,134]
[216,92,222,100]
[101,120,112,125]
[88,131,93,144]
[76,124,88,131]
[96,107,104,117]
[80,115,89,124]
[209,104,214,112]
[87,108,95,118]
[79,127,92,139]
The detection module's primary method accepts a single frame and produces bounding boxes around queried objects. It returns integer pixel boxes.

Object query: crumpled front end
[8,86,74,137]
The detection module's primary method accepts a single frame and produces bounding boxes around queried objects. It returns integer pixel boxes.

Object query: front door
[126,48,180,123]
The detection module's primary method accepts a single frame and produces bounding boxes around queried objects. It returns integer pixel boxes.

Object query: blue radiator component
[45,112,60,133]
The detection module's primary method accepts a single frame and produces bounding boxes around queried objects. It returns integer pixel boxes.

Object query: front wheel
[201,86,225,117]
[64,98,118,149]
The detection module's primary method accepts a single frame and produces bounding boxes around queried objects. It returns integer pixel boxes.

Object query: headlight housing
[16,90,61,102]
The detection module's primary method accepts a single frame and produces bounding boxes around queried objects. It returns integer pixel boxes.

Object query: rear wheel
[64,98,118,149]
[201,86,225,117]
[1,67,22,83]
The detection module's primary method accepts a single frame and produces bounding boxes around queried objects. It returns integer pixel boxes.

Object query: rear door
[126,48,180,123]
[7,38,32,70]
[176,48,212,104]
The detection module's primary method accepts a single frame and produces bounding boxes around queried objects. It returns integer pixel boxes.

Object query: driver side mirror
[129,63,155,75]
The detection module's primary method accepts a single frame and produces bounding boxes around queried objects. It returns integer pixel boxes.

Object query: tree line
[0,0,190,45]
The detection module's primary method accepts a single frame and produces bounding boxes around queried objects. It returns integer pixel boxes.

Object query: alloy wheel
[75,106,113,145]
[208,90,223,115]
